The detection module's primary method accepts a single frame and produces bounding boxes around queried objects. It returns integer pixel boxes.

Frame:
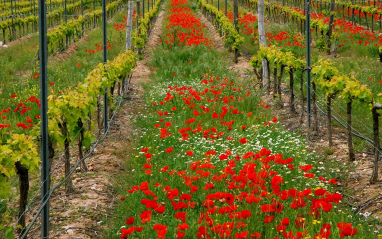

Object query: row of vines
[0,0,162,237]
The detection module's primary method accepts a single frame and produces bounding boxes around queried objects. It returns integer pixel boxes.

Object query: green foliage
[316,37,328,52]
[250,45,304,72]
[48,50,137,147]
[137,0,162,48]
[0,134,39,198]
[312,60,373,104]
[312,60,339,80]
[0,198,14,239]
[339,78,373,104]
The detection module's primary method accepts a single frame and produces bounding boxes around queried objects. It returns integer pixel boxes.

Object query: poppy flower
[177,223,189,230]
[126,217,134,225]
[239,138,248,144]
[139,210,152,223]
[175,212,187,223]
[281,217,290,226]
[304,173,314,178]
[337,223,357,238]
[219,154,228,160]
[176,230,185,238]
[155,205,166,214]
[299,164,312,172]
[264,215,274,223]
[235,231,249,238]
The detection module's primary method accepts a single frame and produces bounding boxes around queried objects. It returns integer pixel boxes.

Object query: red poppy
[176,230,185,238]
[235,231,248,238]
[264,215,274,223]
[126,217,134,225]
[304,173,314,178]
[239,138,248,144]
[299,164,312,172]
[337,223,357,238]
[175,212,187,223]
[155,205,166,214]
[139,210,152,223]
[281,217,290,226]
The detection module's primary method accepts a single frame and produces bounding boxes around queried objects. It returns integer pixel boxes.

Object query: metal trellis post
[38,0,50,236]
[102,0,108,133]
[306,0,311,127]
[81,0,84,36]
[351,0,355,24]
[11,0,15,40]
[225,0,227,16]
[283,0,285,23]
[65,0,67,22]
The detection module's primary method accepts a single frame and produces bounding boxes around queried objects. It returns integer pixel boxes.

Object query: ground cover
[107,0,379,238]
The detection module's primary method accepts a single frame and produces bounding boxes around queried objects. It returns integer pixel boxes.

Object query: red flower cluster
[0,95,40,131]
[238,13,257,35]
[161,0,211,47]
[85,41,112,53]
[113,10,137,31]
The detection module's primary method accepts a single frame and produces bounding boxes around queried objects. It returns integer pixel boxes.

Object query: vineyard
[0,0,382,238]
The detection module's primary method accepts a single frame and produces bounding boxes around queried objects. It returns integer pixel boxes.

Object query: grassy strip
[106,1,378,238]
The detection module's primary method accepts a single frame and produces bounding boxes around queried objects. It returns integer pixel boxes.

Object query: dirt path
[22,8,166,239]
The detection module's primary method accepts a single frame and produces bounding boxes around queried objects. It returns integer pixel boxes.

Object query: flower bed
[116,1,377,238]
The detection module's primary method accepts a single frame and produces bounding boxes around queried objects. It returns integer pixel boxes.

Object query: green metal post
[102,0,108,132]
